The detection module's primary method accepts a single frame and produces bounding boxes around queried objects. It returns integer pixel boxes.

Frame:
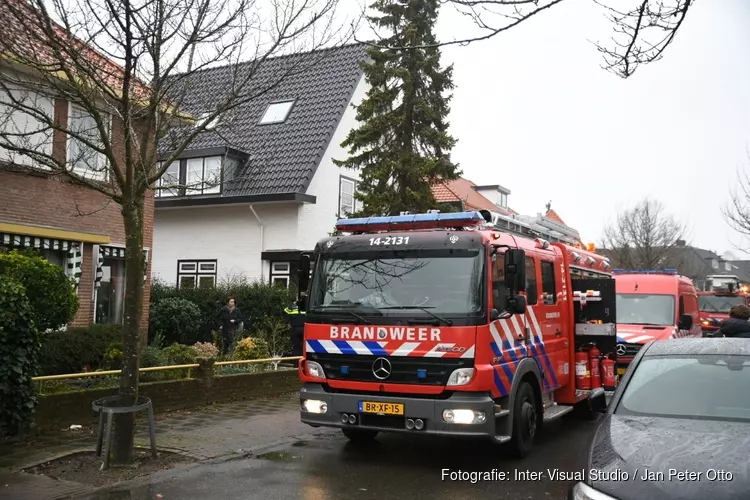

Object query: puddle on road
[291,441,309,447]
[256,451,297,461]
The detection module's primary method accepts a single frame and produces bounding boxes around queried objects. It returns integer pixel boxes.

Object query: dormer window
[499,192,508,208]
[259,100,295,125]
[156,155,223,197]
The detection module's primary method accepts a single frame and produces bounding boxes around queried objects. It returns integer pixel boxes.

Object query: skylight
[259,100,295,125]
[195,113,220,130]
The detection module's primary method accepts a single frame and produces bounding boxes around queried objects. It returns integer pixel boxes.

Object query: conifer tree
[335,0,460,217]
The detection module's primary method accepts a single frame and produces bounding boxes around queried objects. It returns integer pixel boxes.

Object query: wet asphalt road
[84,414,600,500]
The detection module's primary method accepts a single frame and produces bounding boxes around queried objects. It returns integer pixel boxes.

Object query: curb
[84,428,339,495]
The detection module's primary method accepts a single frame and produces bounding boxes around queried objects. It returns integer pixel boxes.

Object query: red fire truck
[698,277,750,335]
[295,210,619,457]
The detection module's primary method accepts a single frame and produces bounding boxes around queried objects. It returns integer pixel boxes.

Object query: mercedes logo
[372,357,392,380]
[616,344,626,356]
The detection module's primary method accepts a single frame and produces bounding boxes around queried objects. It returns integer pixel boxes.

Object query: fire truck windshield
[699,295,745,313]
[616,293,675,326]
[308,248,484,317]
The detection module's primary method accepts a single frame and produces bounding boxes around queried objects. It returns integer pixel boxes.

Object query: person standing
[283,302,306,367]
[216,296,244,355]
[717,304,750,338]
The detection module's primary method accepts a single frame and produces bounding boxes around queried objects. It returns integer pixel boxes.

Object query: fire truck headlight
[442,409,486,424]
[301,399,328,414]
[305,361,325,379]
[446,368,475,386]
[570,482,617,500]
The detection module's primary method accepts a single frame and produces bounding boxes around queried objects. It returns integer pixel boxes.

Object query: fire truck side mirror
[504,248,526,293]
[678,314,693,331]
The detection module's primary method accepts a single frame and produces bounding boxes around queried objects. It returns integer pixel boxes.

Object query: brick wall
[0,97,154,329]
[34,370,301,428]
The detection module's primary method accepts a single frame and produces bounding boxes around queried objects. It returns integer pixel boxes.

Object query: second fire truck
[295,210,619,457]
[698,276,750,335]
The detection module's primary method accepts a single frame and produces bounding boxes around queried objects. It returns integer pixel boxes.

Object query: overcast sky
[345,0,750,255]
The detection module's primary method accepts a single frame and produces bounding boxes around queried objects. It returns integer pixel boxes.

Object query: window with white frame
[712,259,719,269]
[0,86,54,168]
[68,104,109,181]
[499,193,508,208]
[157,161,180,197]
[259,100,295,125]
[339,176,358,216]
[725,262,732,271]
[270,261,290,287]
[177,260,217,289]
[186,157,221,194]
[96,256,126,324]
[156,156,222,197]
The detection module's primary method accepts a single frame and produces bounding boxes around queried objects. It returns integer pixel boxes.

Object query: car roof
[644,338,750,357]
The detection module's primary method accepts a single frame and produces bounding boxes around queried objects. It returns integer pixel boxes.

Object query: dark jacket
[217,306,244,335]
[717,317,750,338]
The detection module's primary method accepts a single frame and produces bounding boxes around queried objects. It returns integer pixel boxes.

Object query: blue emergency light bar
[611,269,679,275]
[335,211,487,233]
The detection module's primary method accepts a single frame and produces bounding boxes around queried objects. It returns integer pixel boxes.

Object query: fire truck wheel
[341,428,379,443]
[508,382,538,458]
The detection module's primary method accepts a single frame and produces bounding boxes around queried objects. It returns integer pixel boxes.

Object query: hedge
[149,279,296,343]
[0,277,40,437]
[38,324,122,375]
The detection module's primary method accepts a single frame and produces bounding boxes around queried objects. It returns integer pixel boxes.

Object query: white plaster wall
[297,74,369,250]
[152,202,300,285]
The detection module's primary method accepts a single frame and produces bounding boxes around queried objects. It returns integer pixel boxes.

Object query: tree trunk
[112,197,145,464]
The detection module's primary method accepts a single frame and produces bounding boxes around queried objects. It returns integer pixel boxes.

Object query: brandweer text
[329,326,442,342]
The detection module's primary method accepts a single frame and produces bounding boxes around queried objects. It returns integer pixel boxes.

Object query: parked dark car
[570,338,750,500]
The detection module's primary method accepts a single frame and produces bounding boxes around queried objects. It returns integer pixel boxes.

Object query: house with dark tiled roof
[152,44,369,288]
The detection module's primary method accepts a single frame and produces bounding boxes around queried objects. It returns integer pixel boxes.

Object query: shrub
[149,280,296,342]
[0,249,78,331]
[102,342,124,370]
[256,317,292,359]
[163,343,198,365]
[0,277,40,437]
[148,297,202,345]
[140,345,167,368]
[233,337,270,361]
[37,324,123,375]
[193,341,218,359]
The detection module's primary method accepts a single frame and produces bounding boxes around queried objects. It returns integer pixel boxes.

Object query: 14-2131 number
[369,236,409,246]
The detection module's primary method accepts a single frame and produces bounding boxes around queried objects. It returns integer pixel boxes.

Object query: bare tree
[723,161,750,253]
[602,197,688,269]
[0,0,351,464]
[355,0,694,78]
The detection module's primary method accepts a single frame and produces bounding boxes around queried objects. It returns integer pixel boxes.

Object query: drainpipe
[249,204,265,277]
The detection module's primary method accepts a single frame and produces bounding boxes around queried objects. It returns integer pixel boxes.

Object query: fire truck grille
[309,353,472,385]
